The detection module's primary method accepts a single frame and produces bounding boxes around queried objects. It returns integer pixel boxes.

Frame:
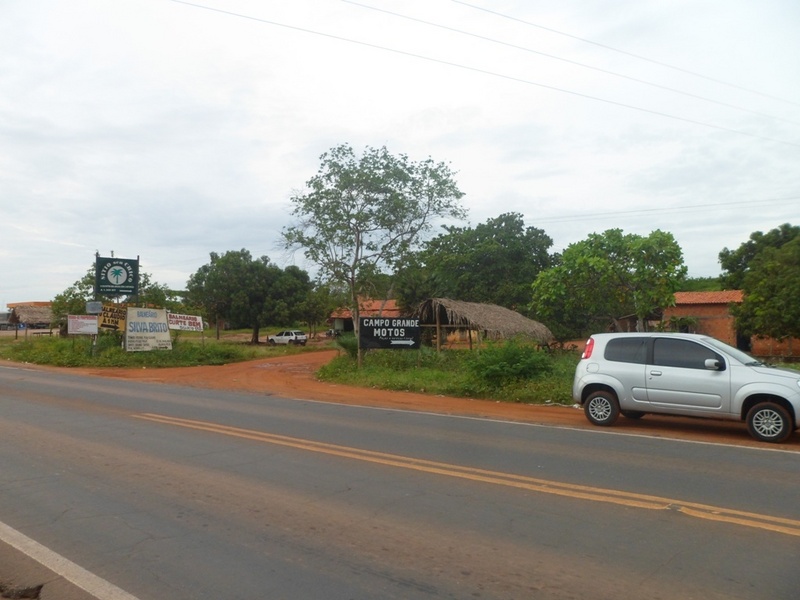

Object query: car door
[645,337,731,412]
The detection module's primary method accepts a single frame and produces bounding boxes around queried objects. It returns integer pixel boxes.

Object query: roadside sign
[96,256,139,296]
[125,308,172,351]
[359,317,420,350]
[167,313,204,332]
[99,303,127,331]
[86,301,103,314]
[68,315,98,335]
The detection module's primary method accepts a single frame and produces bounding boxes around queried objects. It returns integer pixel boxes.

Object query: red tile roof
[330,299,401,319]
[673,291,743,304]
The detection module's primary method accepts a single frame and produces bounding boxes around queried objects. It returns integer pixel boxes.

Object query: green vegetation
[0,332,579,404]
[319,342,578,404]
[0,331,317,368]
[282,143,466,357]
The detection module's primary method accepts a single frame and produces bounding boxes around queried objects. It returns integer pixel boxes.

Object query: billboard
[96,256,139,296]
[125,308,172,351]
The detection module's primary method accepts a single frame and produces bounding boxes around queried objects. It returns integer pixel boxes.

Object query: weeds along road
[0,362,798,599]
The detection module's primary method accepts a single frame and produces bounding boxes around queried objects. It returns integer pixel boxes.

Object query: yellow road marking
[135,413,800,537]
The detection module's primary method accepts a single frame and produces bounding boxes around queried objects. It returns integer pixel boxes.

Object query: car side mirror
[704,358,721,370]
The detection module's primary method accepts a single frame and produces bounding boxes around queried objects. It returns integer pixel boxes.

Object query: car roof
[589,332,710,341]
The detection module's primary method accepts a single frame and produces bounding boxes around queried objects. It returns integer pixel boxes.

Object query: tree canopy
[719,223,800,289]
[530,229,687,339]
[282,143,466,346]
[732,236,800,340]
[186,250,311,343]
[396,213,554,314]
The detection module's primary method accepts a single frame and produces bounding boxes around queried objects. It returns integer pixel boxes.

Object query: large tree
[399,213,553,313]
[719,223,800,289]
[282,144,466,353]
[732,236,800,341]
[531,229,687,339]
[186,250,311,343]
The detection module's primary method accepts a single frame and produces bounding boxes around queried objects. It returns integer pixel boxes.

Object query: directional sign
[359,317,421,350]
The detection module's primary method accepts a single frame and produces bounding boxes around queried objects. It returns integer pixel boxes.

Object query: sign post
[358,317,421,350]
[95,255,139,297]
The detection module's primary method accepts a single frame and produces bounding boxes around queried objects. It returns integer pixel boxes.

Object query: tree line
[51,144,800,346]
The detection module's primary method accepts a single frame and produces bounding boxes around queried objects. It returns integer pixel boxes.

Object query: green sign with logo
[95,257,139,296]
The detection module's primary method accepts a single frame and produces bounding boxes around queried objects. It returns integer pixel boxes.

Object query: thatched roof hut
[415,298,554,349]
[9,304,53,328]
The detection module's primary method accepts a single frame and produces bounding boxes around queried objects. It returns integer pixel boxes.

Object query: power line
[345,1,799,127]
[452,0,800,108]
[166,0,800,148]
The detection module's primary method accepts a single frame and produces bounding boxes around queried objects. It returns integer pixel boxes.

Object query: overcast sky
[2,0,798,307]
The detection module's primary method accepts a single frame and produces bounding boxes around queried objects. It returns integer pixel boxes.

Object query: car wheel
[746,402,793,443]
[268,340,276,346]
[584,391,620,426]
[621,410,645,420]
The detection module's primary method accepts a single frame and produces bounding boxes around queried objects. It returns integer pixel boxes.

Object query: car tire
[268,340,276,346]
[584,391,620,426]
[746,402,793,443]
[621,410,645,419]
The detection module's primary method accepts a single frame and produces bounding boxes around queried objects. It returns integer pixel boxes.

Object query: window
[653,338,723,370]
[604,337,648,364]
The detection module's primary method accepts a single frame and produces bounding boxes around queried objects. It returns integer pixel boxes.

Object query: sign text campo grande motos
[359,317,421,350]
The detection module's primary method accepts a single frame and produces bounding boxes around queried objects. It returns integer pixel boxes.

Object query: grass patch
[0,332,325,368]
[318,343,579,405]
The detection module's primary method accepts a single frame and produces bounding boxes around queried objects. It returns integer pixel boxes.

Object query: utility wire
[453,0,800,108]
[166,0,800,148]
[345,0,799,127]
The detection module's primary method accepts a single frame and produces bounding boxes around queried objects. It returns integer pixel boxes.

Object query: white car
[267,330,308,346]
[573,332,800,443]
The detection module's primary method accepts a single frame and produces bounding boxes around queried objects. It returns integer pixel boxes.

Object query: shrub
[466,340,553,387]
[335,333,359,359]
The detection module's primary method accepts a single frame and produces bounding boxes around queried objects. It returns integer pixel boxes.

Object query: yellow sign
[99,303,127,331]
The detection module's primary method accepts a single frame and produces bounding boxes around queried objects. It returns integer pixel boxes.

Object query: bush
[466,340,553,387]
[335,333,359,359]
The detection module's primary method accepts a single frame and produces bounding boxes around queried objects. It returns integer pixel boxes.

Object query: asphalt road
[0,363,798,599]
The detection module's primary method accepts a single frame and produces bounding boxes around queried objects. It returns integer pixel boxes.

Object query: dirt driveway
[49,349,799,451]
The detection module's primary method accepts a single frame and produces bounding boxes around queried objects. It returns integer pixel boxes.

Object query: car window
[604,337,647,364]
[652,338,722,370]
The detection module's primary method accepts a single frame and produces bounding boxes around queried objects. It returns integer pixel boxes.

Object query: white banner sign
[167,313,204,332]
[125,308,172,352]
[68,315,98,335]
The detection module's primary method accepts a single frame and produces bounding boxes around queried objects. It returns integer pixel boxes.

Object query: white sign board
[167,313,204,332]
[125,308,172,352]
[68,315,98,335]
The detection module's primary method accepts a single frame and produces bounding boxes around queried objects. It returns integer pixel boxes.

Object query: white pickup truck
[267,330,308,346]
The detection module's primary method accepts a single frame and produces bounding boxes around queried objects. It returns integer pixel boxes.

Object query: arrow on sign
[389,340,416,346]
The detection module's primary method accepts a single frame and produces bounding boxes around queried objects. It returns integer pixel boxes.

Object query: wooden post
[435,307,441,353]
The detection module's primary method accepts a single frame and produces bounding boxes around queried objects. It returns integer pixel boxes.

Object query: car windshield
[702,337,766,366]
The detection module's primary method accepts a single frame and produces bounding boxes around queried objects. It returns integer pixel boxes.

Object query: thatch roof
[415,298,554,344]
[10,305,53,326]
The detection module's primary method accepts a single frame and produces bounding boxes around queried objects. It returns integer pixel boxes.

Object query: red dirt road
[54,350,800,450]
